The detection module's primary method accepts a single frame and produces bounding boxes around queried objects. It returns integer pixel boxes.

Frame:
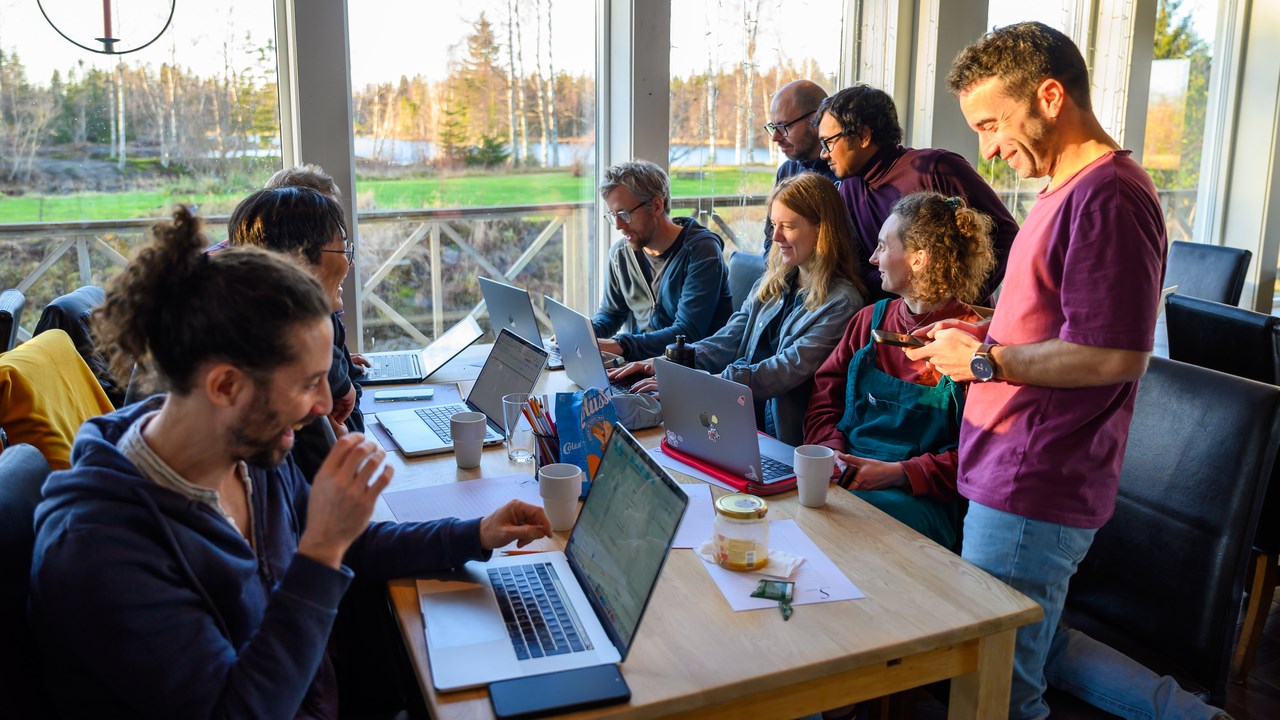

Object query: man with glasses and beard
[761,80,834,253]
[593,159,734,361]
[816,84,1018,303]
[28,207,551,719]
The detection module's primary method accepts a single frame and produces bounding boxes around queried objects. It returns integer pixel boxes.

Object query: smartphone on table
[373,388,435,402]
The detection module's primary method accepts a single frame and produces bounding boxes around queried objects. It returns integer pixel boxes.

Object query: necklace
[898,299,952,334]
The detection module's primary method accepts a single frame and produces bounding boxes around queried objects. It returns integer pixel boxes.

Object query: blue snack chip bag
[555,388,618,484]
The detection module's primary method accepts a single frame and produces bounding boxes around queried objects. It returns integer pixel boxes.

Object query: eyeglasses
[319,242,355,265]
[603,199,652,224]
[819,131,849,154]
[763,110,816,137]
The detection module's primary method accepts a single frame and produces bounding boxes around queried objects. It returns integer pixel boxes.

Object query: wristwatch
[971,343,999,382]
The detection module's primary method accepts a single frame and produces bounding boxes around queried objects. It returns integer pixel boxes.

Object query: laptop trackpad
[421,579,509,648]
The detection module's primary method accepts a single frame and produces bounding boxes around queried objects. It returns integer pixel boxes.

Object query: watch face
[971,355,995,382]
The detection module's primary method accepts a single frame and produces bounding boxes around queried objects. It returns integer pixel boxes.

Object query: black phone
[870,328,926,348]
[489,664,631,719]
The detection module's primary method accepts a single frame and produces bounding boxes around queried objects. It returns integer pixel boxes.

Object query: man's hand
[836,452,908,491]
[331,385,357,426]
[350,353,372,368]
[298,434,394,569]
[912,317,987,341]
[598,338,624,356]
[480,499,553,549]
[607,359,653,381]
[906,327,984,382]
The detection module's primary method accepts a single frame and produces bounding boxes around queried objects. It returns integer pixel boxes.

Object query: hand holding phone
[870,329,926,348]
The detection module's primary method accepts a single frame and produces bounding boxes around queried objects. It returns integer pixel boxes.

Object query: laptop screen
[566,426,687,657]
[467,329,547,423]
[418,315,484,378]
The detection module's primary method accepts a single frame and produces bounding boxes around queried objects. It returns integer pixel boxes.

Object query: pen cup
[534,430,560,468]
[501,393,536,465]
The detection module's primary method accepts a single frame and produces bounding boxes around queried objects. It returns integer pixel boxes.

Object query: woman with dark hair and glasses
[227,186,361,481]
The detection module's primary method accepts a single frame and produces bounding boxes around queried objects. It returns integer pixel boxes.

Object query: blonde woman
[804,192,996,549]
[610,172,866,446]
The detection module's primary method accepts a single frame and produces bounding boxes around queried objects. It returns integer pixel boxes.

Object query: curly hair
[227,186,346,266]
[947,21,1092,111]
[814,84,902,149]
[890,193,996,305]
[93,206,331,394]
[758,173,865,310]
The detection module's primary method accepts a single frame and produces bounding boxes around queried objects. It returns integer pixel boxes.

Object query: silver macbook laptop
[360,316,485,385]
[418,425,687,691]
[544,296,635,396]
[654,358,797,486]
[376,329,546,456]
[478,276,563,369]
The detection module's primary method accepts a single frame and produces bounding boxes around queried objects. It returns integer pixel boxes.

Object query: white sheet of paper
[700,519,864,611]
[673,483,715,549]
[648,446,738,492]
[382,474,541,523]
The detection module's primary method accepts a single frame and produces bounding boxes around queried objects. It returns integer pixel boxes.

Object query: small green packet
[751,579,795,620]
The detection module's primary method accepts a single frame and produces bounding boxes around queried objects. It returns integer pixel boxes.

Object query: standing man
[593,160,734,361]
[816,84,1018,303]
[911,22,1224,719]
[762,80,835,253]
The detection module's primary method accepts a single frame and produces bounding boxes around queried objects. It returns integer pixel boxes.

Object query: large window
[1140,0,1216,244]
[668,0,844,254]
[0,0,281,339]
[347,0,597,352]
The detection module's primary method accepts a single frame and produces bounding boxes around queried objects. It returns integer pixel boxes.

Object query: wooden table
[369,349,1042,719]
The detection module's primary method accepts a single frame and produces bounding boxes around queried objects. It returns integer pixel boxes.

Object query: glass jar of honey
[713,494,769,571]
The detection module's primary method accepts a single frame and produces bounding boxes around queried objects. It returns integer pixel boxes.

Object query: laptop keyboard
[760,455,794,484]
[414,405,468,442]
[370,353,416,380]
[489,563,593,660]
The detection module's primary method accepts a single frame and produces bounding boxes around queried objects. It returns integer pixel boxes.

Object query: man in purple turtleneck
[815,84,1018,303]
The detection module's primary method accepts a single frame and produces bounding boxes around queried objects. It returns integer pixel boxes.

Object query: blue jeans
[961,502,1225,720]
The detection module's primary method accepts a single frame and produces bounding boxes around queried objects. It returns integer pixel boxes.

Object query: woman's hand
[835,452,908,492]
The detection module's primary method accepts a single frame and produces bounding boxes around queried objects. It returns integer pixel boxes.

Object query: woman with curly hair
[804,191,996,549]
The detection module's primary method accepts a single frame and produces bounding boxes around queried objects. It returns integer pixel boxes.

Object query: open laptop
[654,357,797,488]
[360,315,485,385]
[375,329,546,456]
[543,296,635,396]
[478,276,564,369]
[418,424,687,691]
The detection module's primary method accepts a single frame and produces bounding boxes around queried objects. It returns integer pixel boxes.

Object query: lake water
[352,137,776,168]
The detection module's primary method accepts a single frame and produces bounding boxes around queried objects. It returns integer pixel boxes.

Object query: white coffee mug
[537,463,583,531]
[450,411,488,469]
[794,445,835,508]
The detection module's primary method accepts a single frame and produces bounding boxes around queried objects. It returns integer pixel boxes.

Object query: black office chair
[1050,357,1280,715]
[727,250,766,313]
[1165,293,1280,682]
[0,289,24,353]
[34,285,125,407]
[1165,240,1252,306]
[0,443,54,716]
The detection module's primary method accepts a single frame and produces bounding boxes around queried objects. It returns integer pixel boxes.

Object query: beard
[228,380,316,468]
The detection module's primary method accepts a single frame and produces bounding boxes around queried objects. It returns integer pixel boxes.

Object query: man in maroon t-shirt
[910,22,1225,720]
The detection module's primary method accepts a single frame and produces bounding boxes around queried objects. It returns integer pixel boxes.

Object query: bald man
[762,80,834,254]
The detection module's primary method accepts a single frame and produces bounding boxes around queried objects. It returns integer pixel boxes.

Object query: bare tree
[505,0,520,166]
[114,58,126,170]
[534,0,549,166]
[546,0,558,167]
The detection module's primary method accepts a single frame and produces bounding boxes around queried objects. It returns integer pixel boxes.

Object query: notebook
[478,276,564,370]
[417,424,688,691]
[654,358,798,495]
[360,315,484,385]
[543,296,635,396]
[375,329,546,456]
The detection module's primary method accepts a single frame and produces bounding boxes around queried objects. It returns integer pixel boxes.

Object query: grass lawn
[0,167,777,224]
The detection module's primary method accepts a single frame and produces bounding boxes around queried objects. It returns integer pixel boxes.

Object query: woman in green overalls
[803,192,996,550]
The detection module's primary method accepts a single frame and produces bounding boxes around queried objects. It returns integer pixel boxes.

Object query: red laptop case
[659,438,797,496]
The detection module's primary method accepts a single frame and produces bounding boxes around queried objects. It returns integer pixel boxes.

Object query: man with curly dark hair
[815,84,1018,303]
